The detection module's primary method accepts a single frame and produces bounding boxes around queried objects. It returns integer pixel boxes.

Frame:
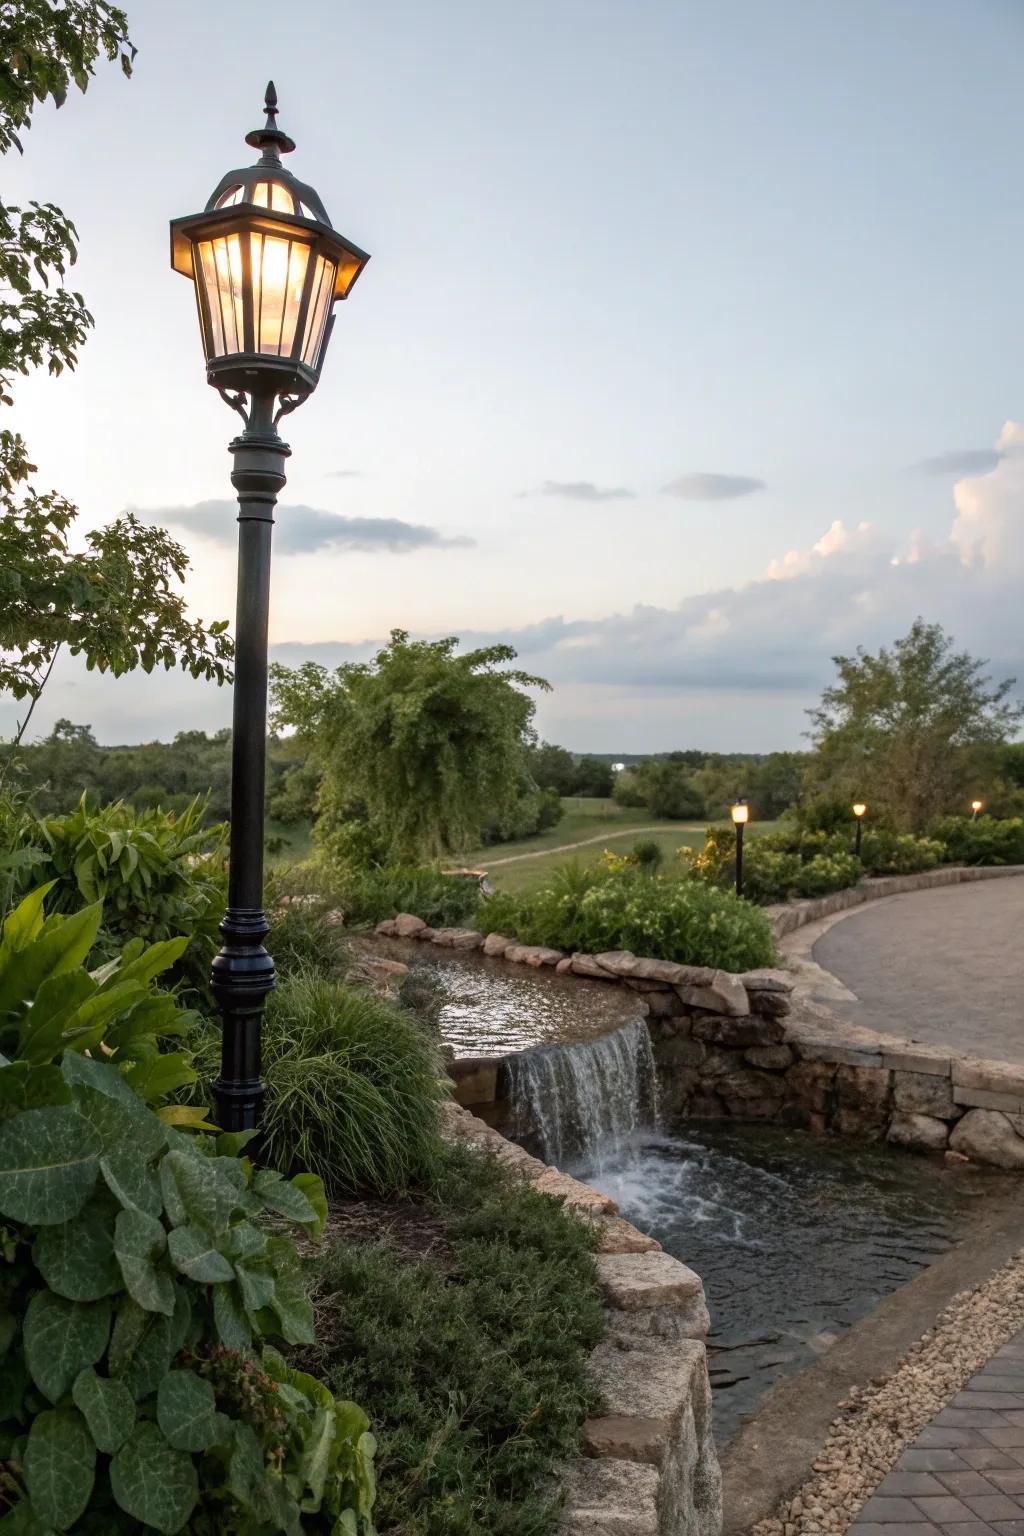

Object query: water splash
[507,1018,659,1172]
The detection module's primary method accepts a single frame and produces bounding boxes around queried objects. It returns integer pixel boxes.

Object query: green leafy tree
[270,630,548,863]
[527,740,576,797]
[0,1,232,755]
[807,619,1023,832]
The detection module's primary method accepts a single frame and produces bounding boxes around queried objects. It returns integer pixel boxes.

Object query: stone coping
[441,1101,722,1536]
[766,864,1024,938]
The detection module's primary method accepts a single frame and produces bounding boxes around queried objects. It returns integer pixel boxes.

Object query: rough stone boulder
[887,1111,950,1154]
[505,944,563,967]
[894,1070,957,1120]
[787,1058,837,1113]
[744,1043,794,1071]
[738,968,795,994]
[482,931,513,957]
[571,953,616,979]
[676,970,750,1017]
[594,951,640,978]
[430,927,483,949]
[374,918,397,936]
[393,912,427,937]
[595,1252,711,1341]
[691,1013,783,1049]
[950,1108,1024,1169]
[559,1459,661,1536]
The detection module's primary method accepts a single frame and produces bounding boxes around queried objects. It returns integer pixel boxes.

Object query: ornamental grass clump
[0,885,376,1534]
[194,969,446,1198]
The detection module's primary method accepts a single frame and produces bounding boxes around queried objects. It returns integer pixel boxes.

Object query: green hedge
[484,861,777,971]
[930,815,1024,866]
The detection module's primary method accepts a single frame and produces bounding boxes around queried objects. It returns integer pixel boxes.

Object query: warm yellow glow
[197,233,245,355]
[300,254,337,366]
[731,802,749,825]
[852,803,867,818]
[972,799,984,813]
[249,234,310,356]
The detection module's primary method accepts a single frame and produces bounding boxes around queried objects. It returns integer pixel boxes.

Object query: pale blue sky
[5,0,1024,749]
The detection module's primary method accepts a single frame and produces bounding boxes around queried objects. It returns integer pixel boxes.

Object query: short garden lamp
[731,801,749,898]
[971,799,984,821]
[169,83,369,1134]
[852,801,867,859]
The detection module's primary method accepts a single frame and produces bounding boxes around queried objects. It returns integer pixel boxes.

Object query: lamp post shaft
[735,821,744,899]
[210,393,290,1133]
[855,818,863,859]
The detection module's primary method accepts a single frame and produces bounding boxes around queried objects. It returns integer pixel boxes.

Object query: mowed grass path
[465,799,780,894]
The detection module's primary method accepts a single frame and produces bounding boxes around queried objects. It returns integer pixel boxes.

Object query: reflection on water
[580,1123,1000,1445]
[372,936,641,1057]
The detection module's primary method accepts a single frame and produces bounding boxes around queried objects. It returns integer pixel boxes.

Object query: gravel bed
[751,1247,1024,1536]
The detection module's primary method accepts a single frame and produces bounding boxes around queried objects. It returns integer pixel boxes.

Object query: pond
[371,935,642,1057]
[580,1122,1010,1445]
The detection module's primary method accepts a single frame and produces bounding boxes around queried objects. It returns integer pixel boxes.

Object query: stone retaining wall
[378,895,1024,1169]
[441,1100,722,1536]
[766,864,1024,938]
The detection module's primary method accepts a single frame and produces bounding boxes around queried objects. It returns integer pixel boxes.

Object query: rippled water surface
[581,1124,1002,1444]
[372,936,641,1056]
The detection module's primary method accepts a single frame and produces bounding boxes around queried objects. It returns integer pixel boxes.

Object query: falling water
[507,1018,659,1172]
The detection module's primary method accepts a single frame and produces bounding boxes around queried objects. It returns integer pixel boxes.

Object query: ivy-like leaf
[159,1150,245,1233]
[262,1237,314,1345]
[33,1186,122,1300]
[109,1422,198,1534]
[166,1224,233,1284]
[289,1172,328,1241]
[113,1207,175,1316]
[156,1370,229,1452]
[0,1061,70,1122]
[24,1407,96,1530]
[66,1079,164,1162]
[252,1168,318,1228]
[0,1105,100,1224]
[72,1368,135,1455]
[23,1292,111,1403]
[211,1283,250,1351]
[109,1291,191,1402]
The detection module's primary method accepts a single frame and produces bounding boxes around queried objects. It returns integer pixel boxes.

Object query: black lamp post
[170,84,369,1132]
[852,801,867,859]
[731,801,749,898]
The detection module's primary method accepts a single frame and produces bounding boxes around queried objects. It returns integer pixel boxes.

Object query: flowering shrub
[858,828,945,875]
[930,815,1024,866]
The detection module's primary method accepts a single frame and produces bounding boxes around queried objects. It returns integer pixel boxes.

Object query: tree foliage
[270,630,548,863]
[0,0,232,741]
[807,619,1023,832]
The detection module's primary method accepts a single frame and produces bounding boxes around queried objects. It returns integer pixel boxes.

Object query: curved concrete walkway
[813,879,1024,1065]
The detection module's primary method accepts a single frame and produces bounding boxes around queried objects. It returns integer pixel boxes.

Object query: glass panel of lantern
[300,254,337,367]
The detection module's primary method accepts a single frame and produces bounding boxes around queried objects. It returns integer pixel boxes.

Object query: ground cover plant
[190,968,445,1200]
[484,858,777,971]
[0,885,376,1533]
[300,1143,604,1536]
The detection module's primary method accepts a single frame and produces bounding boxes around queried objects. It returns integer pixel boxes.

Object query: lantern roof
[205,82,332,227]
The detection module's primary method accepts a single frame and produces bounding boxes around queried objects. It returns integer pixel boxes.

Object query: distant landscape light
[731,801,749,825]
[852,801,867,858]
[971,798,984,820]
[852,802,867,818]
[731,801,748,899]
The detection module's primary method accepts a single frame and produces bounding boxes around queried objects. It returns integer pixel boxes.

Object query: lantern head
[169,82,369,405]
[852,802,867,818]
[731,801,749,826]
[971,799,984,814]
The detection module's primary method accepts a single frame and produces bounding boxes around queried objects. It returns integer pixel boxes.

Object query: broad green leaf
[166,1224,234,1284]
[113,1208,175,1316]
[24,1292,111,1403]
[72,1369,135,1454]
[156,1370,229,1452]
[47,981,151,1060]
[0,1063,70,1122]
[107,1298,176,1402]
[0,1106,100,1225]
[215,1128,257,1158]
[109,936,188,989]
[16,972,95,1063]
[60,1052,137,1106]
[110,1423,198,1535]
[24,1408,95,1531]
[235,1260,275,1318]
[220,1221,266,1263]
[262,1238,314,1345]
[290,1172,328,1241]
[70,1082,165,1162]
[155,1105,217,1132]
[101,1153,162,1218]
[0,902,103,1018]
[123,1052,196,1104]
[211,1283,250,1350]
[253,1168,318,1227]
[159,1150,245,1233]
[33,1187,122,1300]
[1,882,56,954]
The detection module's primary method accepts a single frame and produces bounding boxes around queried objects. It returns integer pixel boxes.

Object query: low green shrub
[930,815,1024,866]
[859,828,945,875]
[5,796,226,995]
[794,851,863,897]
[336,864,481,930]
[0,886,375,1534]
[301,1143,603,1536]
[485,861,777,971]
[192,969,445,1198]
[632,838,664,871]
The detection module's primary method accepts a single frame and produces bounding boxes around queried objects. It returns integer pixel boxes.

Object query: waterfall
[508,1018,659,1173]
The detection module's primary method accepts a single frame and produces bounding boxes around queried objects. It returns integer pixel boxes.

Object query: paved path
[850,1328,1024,1536]
[812,880,1024,1065]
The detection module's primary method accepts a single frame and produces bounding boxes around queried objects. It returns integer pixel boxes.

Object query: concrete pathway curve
[812,880,1024,1066]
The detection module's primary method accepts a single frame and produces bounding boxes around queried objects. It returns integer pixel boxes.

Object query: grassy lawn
[265,817,314,867]
[469,800,782,895]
